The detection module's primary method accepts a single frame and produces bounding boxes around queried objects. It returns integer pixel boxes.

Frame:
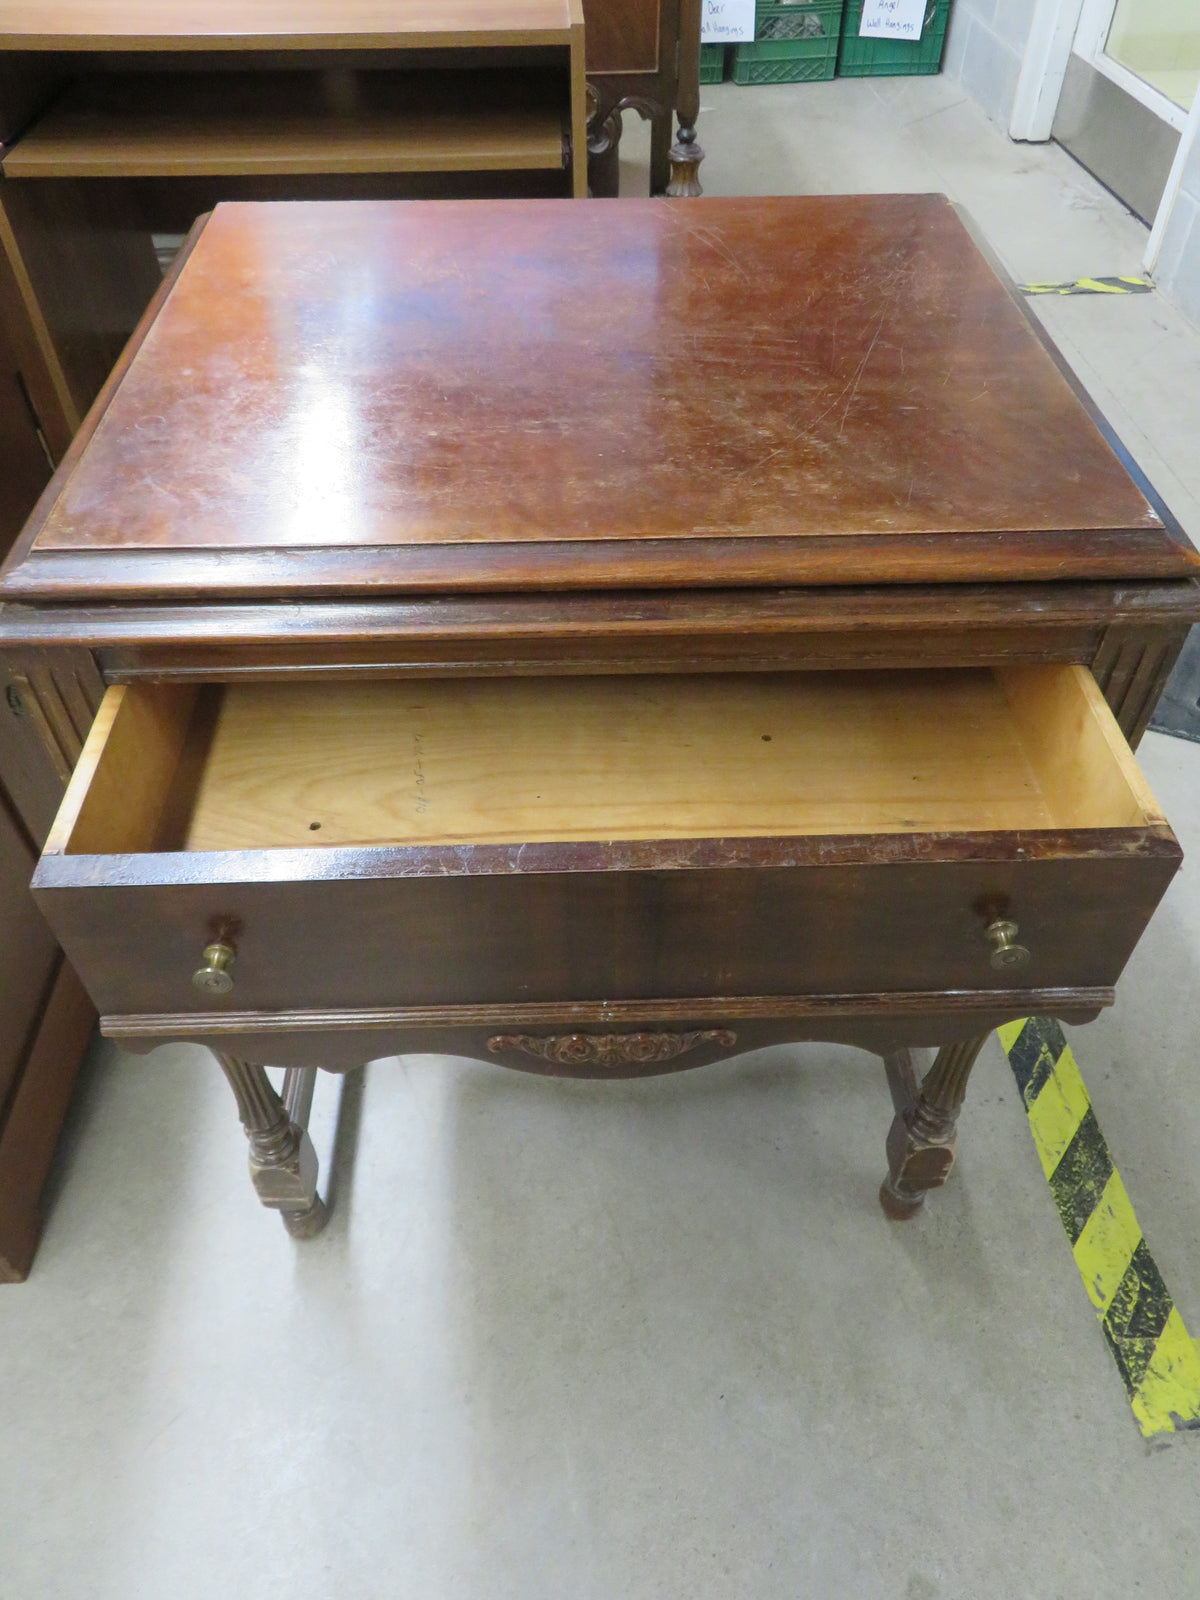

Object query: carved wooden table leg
[666,124,705,197]
[879,1035,988,1219]
[213,1052,328,1238]
[666,0,705,196]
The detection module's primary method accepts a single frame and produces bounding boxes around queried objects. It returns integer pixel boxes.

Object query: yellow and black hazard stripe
[997,1016,1200,1439]
[1019,275,1153,296]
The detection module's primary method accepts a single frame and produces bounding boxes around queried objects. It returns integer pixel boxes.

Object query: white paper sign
[701,0,756,45]
[859,0,927,40]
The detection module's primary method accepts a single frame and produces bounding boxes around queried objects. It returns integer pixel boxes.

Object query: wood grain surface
[7,194,1194,601]
[31,663,1181,1019]
[49,667,1155,854]
[586,0,660,72]
[0,1,576,49]
[35,836,1180,1018]
[101,990,1112,1075]
[0,787,59,1112]
[179,671,1072,849]
[3,583,1198,683]
[0,957,93,1281]
[4,71,569,178]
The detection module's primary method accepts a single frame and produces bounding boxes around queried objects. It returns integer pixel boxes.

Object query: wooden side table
[2,194,1197,1245]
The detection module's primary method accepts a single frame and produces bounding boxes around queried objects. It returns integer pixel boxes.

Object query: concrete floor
[4,75,1200,1600]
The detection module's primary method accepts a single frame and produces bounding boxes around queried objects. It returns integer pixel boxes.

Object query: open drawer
[32,665,1181,1021]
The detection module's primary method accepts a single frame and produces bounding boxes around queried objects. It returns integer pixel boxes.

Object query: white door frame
[1009,0,1084,143]
[1009,0,1200,274]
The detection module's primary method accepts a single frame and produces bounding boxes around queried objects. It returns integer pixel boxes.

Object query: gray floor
[5,76,1200,1600]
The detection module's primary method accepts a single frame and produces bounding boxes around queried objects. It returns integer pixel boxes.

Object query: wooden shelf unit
[3,69,571,179]
[0,9,587,192]
[0,0,582,52]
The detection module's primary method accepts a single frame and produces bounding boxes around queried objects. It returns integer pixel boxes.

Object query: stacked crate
[700,43,727,83]
[837,0,951,76]
[732,1,844,86]
[728,0,953,83]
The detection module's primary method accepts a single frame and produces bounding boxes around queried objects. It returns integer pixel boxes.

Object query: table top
[3,193,1194,604]
[0,0,576,50]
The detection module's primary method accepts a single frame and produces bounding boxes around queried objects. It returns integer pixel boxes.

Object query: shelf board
[3,71,568,178]
[0,1,577,52]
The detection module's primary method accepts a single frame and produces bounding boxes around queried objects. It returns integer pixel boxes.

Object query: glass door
[1104,0,1200,117]
[1053,0,1199,223]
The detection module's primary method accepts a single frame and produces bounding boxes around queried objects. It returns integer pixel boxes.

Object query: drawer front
[30,666,1183,1023]
[34,838,1179,1019]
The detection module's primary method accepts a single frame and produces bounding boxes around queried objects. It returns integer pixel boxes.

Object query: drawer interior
[48,666,1164,856]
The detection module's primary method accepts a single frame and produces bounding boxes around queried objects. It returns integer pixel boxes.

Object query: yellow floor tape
[997,1017,1200,1439]
[1020,276,1153,295]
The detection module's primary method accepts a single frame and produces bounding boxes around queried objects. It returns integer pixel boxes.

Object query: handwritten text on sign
[701,0,756,44]
[859,0,927,40]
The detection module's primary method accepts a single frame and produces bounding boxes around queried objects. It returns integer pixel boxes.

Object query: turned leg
[213,1052,328,1238]
[879,1035,988,1219]
[666,122,705,198]
[666,0,705,197]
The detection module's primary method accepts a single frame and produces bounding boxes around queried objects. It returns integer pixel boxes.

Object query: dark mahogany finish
[8,196,1193,602]
[1,193,1198,1244]
[34,832,1180,1020]
[0,664,95,1281]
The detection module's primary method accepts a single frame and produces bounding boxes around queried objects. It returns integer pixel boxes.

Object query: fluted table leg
[213,1052,327,1238]
[879,1035,988,1219]
[666,0,705,197]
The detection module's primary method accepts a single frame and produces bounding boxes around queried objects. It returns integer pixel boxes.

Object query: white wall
[1153,130,1200,322]
[941,0,1041,128]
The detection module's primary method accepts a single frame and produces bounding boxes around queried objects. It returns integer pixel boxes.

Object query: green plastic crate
[837,0,950,76]
[732,1,844,85]
[700,43,726,83]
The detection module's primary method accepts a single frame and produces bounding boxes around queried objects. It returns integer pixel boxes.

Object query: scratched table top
[5,193,1193,602]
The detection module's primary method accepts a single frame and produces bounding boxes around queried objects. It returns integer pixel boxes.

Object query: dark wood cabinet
[0,255,54,540]
[0,131,112,1279]
[0,770,93,1283]
[0,576,96,1284]
[584,0,704,195]
[0,216,97,1280]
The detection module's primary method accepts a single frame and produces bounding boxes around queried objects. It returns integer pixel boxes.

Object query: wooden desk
[2,194,1198,1243]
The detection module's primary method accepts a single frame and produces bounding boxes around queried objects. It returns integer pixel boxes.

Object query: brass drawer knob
[985,918,1030,971]
[193,940,236,995]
